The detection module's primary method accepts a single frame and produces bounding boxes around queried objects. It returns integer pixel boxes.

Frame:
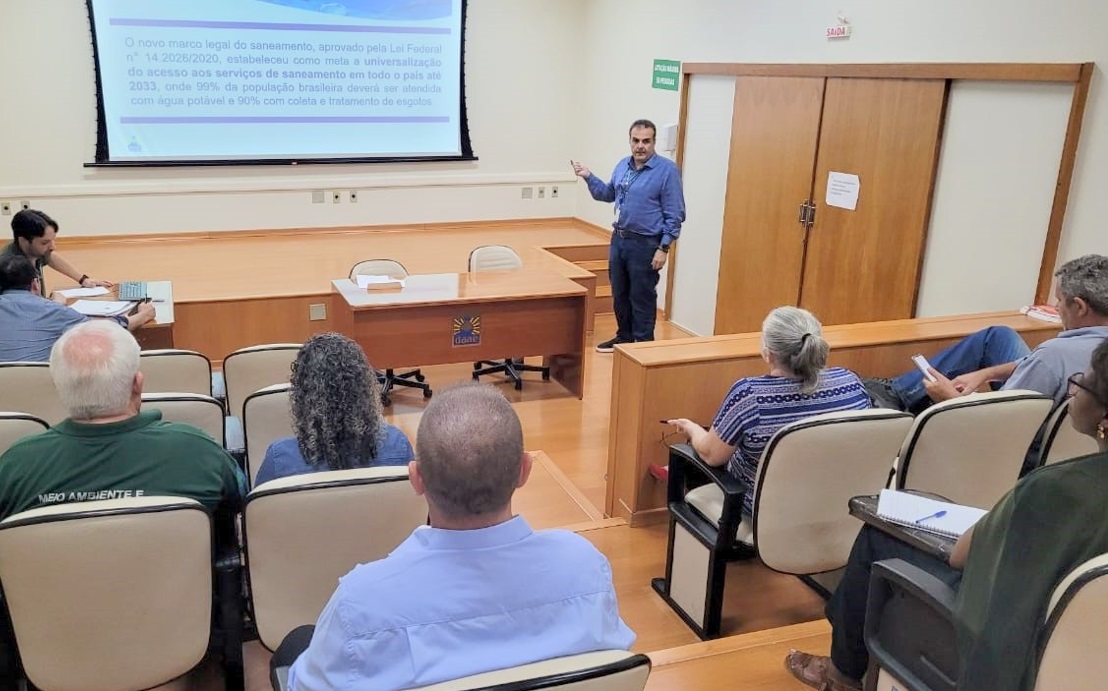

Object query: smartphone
[911,354,937,383]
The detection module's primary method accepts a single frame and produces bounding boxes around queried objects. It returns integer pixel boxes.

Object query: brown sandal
[784,650,862,691]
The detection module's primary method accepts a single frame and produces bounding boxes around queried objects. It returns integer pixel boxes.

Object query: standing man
[574,119,686,352]
[1,209,112,295]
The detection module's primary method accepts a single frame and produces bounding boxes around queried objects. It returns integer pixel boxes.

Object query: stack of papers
[56,286,110,298]
[1021,305,1062,324]
[355,275,406,290]
[876,489,987,538]
[70,300,134,317]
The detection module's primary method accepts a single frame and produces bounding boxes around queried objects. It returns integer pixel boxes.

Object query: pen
[914,510,947,525]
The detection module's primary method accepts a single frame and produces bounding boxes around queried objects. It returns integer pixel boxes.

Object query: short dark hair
[0,253,37,292]
[11,209,58,243]
[629,119,657,138]
[415,383,524,519]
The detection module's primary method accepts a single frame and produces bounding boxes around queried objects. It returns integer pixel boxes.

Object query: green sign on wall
[652,59,681,91]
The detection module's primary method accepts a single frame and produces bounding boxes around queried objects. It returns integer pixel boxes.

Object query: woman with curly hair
[253,333,414,486]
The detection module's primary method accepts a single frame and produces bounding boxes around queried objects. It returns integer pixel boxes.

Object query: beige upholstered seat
[273,650,649,691]
[141,393,226,446]
[1035,554,1108,690]
[866,552,1108,691]
[0,362,66,425]
[0,412,49,456]
[139,349,214,396]
[896,390,1053,509]
[1039,399,1100,466]
[348,259,432,404]
[245,467,427,650]
[407,651,651,691]
[657,409,913,639]
[0,497,213,691]
[467,245,549,389]
[243,383,293,487]
[221,343,300,420]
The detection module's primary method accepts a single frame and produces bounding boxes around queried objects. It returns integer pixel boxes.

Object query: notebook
[355,275,405,290]
[70,300,135,317]
[876,489,987,538]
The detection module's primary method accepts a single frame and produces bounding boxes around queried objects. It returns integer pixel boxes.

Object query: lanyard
[615,163,643,216]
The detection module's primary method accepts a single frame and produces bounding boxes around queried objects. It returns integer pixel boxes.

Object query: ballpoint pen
[914,510,947,525]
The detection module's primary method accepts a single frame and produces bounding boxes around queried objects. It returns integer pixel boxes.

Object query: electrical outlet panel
[332,191,341,204]
[0,202,10,216]
[537,186,546,199]
[551,186,559,199]
[521,187,533,199]
[349,190,358,203]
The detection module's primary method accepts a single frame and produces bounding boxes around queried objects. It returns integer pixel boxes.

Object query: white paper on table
[826,172,861,211]
[355,275,406,289]
[70,300,134,317]
[56,286,110,298]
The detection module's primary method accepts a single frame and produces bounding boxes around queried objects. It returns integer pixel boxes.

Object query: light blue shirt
[585,154,686,247]
[288,516,635,691]
[253,425,414,487]
[1003,325,1108,404]
[0,289,88,362]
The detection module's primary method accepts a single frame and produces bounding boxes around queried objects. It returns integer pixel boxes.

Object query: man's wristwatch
[78,274,89,287]
[658,245,671,253]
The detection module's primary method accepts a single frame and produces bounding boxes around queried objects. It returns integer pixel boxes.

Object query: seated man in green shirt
[0,319,246,526]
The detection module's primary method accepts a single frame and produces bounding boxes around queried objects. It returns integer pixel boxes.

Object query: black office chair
[349,259,433,405]
[467,245,550,390]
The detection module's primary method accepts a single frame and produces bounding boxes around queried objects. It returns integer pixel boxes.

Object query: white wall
[0,0,583,235]
[576,0,1108,331]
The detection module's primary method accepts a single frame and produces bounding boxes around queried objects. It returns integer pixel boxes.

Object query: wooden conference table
[331,269,589,398]
[607,311,1063,526]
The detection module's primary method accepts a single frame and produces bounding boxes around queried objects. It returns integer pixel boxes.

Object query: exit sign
[826,25,852,39]
[652,59,681,91]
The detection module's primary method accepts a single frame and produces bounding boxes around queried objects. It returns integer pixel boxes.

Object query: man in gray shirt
[866,254,1108,411]
[0,254,153,362]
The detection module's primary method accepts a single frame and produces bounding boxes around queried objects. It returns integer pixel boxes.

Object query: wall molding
[0,171,579,199]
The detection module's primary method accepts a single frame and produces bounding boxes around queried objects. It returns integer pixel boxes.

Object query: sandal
[784,650,862,691]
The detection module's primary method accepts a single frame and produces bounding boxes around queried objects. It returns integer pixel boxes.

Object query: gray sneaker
[863,377,906,411]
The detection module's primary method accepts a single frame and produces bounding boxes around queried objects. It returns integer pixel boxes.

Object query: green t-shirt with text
[0,410,246,523]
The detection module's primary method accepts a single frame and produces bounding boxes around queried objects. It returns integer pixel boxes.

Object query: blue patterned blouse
[711,367,871,517]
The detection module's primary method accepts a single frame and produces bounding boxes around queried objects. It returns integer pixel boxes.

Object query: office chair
[141,393,226,447]
[0,412,49,456]
[467,245,550,390]
[1038,398,1100,466]
[139,348,215,397]
[349,259,433,405]
[0,362,67,425]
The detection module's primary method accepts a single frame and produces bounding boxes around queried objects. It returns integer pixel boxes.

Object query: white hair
[50,320,140,420]
[762,306,830,393]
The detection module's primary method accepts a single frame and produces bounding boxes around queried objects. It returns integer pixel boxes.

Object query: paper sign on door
[826,172,860,211]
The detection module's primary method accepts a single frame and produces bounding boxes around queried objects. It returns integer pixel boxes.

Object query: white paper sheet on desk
[70,300,134,317]
[355,275,406,289]
[56,286,110,298]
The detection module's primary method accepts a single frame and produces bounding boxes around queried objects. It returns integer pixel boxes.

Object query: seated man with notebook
[865,254,1108,412]
[786,338,1108,691]
[0,254,154,361]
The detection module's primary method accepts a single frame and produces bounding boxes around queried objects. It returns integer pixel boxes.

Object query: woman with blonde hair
[667,306,870,522]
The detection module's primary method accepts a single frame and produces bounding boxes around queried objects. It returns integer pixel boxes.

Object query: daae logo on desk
[452,315,481,347]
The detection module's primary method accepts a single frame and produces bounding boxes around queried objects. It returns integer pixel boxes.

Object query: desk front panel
[607,315,1060,526]
[334,293,588,398]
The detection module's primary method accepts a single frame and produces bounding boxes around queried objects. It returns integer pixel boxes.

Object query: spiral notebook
[876,489,987,538]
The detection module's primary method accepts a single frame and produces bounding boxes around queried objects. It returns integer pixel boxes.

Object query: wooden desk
[332,269,589,398]
[56,280,176,350]
[607,311,1061,526]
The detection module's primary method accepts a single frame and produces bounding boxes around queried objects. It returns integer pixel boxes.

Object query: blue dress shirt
[288,516,636,691]
[0,289,88,362]
[253,425,414,487]
[585,154,686,248]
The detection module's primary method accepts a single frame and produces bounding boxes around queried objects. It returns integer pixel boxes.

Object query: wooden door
[799,78,948,325]
[714,76,825,335]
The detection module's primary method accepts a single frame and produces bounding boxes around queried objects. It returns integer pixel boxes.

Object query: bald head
[50,320,141,420]
[415,383,525,519]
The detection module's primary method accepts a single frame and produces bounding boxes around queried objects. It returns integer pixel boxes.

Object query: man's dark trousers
[609,231,661,343]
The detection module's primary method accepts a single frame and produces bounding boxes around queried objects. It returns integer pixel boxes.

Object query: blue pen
[915,510,947,525]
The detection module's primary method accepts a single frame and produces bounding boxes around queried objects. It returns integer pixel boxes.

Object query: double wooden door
[714,76,948,334]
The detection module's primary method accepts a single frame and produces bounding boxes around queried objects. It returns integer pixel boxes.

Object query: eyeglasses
[1068,372,1108,408]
